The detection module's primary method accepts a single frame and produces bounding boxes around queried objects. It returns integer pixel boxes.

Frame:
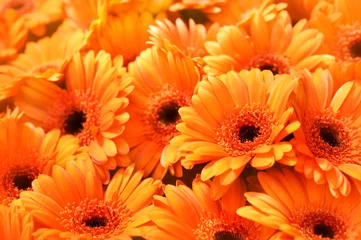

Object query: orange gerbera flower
[204,11,334,75]
[276,0,333,23]
[237,168,361,239]
[168,68,299,200]
[328,60,361,94]
[132,177,275,240]
[20,160,163,239]
[148,18,219,58]
[0,199,33,239]
[0,0,64,36]
[171,0,287,27]
[4,51,133,184]
[310,0,361,63]
[291,68,361,197]
[0,28,86,80]
[0,108,81,205]
[123,46,201,179]
[63,0,106,29]
[0,9,27,64]
[108,0,172,15]
[88,9,166,65]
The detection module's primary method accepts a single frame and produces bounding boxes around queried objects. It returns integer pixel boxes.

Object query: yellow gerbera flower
[204,11,334,75]
[0,9,27,64]
[0,199,33,239]
[0,108,81,205]
[20,160,163,239]
[310,0,361,63]
[237,168,361,239]
[291,68,361,197]
[3,51,133,184]
[0,0,64,36]
[168,68,299,200]
[133,176,275,240]
[148,18,219,58]
[123,46,202,179]
[88,9,166,64]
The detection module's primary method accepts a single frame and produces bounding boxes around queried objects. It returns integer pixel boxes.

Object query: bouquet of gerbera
[1,0,361,239]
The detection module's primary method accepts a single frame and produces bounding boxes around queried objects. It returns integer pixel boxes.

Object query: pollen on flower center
[60,198,133,238]
[45,89,101,146]
[194,211,260,240]
[290,205,354,240]
[246,53,291,75]
[216,103,275,157]
[302,108,359,166]
[143,84,192,146]
[350,41,361,58]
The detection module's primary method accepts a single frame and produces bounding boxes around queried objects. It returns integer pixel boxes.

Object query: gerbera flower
[204,11,334,75]
[0,9,27,64]
[171,0,287,27]
[276,0,333,23]
[0,108,81,205]
[87,9,166,65]
[0,28,86,79]
[309,0,361,63]
[123,46,201,179]
[237,168,361,239]
[20,160,163,239]
[0,0,64,36]
[168,68,299,200]
[108,0,172,15]
[133,176,275,240]
[0,199,33,239]
[148,18,219,58]
[4,51,133,184]
[328,60,361,94]
[291,68,361,197]
[63,0,106,30]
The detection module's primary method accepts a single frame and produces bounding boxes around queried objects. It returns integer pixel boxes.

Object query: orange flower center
[44,89,101,146]
[302,108,360,165]
[143,84,192,146]
[0,164,39,205]
[194,211,260,240]
[290,205,355,239]
[337,22,361,62]
[247,53,291,75]
[60,198,133,239]
[215,103,275,157]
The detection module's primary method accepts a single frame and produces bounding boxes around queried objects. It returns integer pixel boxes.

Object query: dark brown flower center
[13,174,34,190]
[157,102,181,124]
[238,125,260,143]
[313,222,335,239]
[319,126,340,147]
[84,216,108,228]
[64,110,86,134]
[214,231,243,240]
[350,41,361,58]
[259,64,279,75]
